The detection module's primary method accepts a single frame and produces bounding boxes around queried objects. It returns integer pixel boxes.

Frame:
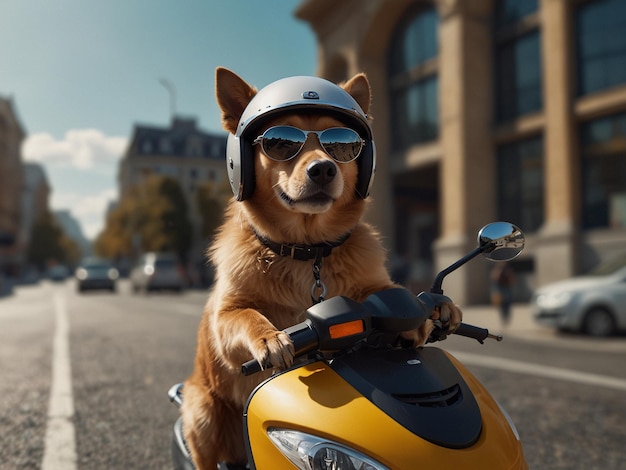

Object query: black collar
[254,230,351,261]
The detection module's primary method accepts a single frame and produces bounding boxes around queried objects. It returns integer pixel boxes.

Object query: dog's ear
[215,67,258,134]
[340,73,371,115]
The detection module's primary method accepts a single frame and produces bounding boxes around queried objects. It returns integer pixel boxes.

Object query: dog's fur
[181,67,462,469]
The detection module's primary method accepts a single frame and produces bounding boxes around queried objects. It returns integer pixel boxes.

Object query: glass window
[141,139,153,154]
[580,112,626,229]
[576,0,626,95]
[493,0,542,123]
[494,0,538,28]
[390,76,439,148]
[497,136,544,232]
[495,32,543,122]
[186,137,202,157]
[388,5,439,150]
[211,141,224,158]
[390,8,438,74]
[160,137,172,154]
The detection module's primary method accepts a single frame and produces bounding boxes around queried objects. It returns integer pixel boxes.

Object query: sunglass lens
[319,128,364,162]
[261,126,306,161]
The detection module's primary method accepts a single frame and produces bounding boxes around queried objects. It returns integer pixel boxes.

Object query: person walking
[490,262,516,327]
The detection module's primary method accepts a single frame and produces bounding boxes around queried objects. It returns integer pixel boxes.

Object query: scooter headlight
[267,428,389,470]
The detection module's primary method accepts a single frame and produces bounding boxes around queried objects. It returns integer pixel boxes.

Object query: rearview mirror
[478,222,524,262]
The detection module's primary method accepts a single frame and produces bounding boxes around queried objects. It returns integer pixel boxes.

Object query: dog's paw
[398,302,463,347]
[432,302,463,334]
[251,330,295,370]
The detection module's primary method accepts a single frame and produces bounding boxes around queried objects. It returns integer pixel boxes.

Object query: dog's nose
[306,160,337,186]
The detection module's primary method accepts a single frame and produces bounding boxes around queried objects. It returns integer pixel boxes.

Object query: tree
[27,212,82,270]
[95,175,192,263]
[138,175,192,263]
[93,198,136,260]
[195,177,231,240]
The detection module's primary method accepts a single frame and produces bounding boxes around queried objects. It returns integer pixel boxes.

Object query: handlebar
[241,359,263,376]
[242,319,319,376]
[241,221,524,376]
[241,321,502,376]
[453,323,503,343]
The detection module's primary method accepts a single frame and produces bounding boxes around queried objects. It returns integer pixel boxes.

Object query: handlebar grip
[241,320,319,376]
[453,322,502,343]
[241,359,263,376]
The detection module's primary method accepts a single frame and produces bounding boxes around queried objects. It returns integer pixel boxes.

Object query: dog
[181,67,463,469]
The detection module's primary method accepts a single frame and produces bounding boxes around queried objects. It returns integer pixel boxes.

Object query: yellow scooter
[169,222,528,470]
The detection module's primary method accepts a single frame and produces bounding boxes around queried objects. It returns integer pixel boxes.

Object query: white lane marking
[448,350,626,392]
[41,292,77,470]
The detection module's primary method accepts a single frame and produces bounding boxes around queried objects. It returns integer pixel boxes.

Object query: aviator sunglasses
[253,126,366,163]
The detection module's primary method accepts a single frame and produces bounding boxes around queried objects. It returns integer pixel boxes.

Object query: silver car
[131,252,185,293]
[533,254,626,337]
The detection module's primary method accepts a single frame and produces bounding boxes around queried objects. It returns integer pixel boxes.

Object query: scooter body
[244,348,526,469]
[169,222,529,469]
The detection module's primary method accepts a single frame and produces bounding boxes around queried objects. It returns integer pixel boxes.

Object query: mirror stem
[430,244,493,294]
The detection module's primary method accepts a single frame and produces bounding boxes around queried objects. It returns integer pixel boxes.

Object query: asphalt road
[1,279,625,469]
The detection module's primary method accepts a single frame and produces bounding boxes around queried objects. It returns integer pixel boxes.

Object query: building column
[361,63,396,253]
[435,0,494,304]
[536,0,579,286]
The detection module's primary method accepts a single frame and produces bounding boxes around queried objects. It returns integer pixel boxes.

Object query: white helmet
[226,75,376,201]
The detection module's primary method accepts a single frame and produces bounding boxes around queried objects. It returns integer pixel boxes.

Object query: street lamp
[159,78,177,120]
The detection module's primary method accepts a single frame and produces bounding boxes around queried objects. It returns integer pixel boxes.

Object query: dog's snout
[306,160,337,186]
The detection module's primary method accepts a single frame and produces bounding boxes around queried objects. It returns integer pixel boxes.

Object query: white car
[533,254,626,337]
[130,252,185,293]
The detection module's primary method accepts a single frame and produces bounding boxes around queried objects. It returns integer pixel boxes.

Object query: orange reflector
[329,320,364,339]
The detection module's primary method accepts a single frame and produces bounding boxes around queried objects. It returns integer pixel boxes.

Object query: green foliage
[95,175,192,262]
[93,198,135,260]
[195,177,231,239]
[27,212,82,269]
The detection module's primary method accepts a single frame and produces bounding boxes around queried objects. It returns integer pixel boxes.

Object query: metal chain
[310,256,327,304]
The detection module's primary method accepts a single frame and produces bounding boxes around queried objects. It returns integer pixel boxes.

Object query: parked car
[75,258,119,292]
[533,253,626,337]
[47,265,70,282]
[130,252,185,293]
[18,266,41,285]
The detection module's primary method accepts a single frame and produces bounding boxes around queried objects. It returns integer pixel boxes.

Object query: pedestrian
[490,262,516,326]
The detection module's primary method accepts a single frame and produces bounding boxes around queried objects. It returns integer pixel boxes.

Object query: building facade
[296,0,626,304]
[19,163,51,266]
[118,117,227,263]
[0,97,26,276]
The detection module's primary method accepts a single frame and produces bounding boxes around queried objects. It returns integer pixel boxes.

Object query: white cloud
[22,129,127,170]
[21,129,128,241]
[52,188,117,240]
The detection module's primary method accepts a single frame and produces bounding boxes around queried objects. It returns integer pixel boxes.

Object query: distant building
[54,210,90,259]
[0,96,26,276]
[118,116,227,262]
[296,0,626,304]
[19,163,51,266]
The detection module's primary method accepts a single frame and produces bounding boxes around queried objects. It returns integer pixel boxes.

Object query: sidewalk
[460,302,626,353]
[461,303,537,337]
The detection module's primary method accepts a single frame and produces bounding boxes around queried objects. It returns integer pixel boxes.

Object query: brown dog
[181,67,462,469]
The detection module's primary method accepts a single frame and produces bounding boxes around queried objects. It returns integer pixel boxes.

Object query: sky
[0,0,317,240]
